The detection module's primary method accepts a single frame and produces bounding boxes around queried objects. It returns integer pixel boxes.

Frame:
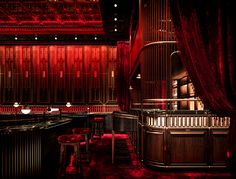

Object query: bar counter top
[0,117,72,133]
[0,113,73,133]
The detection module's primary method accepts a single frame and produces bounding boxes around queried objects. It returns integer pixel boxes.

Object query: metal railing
[143,110,230,128]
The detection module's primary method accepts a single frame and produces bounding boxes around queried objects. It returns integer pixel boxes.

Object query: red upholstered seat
[72,128,91,134]
[58,134,83,143]
[90,116,105,139]
[72,128,91,162]
[91,117,105,122]
[57,134,84,177]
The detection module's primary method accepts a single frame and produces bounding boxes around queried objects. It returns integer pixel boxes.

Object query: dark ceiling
[0,0,133,45]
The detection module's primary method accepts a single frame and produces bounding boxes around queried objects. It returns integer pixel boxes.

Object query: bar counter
[0,113,74,179]
[0,112,113,178]
[133,109,230,169]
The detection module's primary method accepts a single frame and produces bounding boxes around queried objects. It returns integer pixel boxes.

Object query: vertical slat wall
[107,47,117,103]
[33,46,50,104]
[141,0,176,108]
[0,45,118,106]
[68,46,85,104]
[88,47,102,103]
[2,46,17,103]
[20,46,34,103]
[1,131,41,178]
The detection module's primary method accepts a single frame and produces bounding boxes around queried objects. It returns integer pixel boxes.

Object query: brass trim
[146,131,163,135]
[170,131,205,135]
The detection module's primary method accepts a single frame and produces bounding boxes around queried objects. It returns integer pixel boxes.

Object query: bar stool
[72,128,91,162]
[90,116,105,139]
[57,134,84,178]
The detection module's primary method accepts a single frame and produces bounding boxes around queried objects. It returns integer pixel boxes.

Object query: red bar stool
[90,116,105,139]
[72,128,91,162]
[57,134,84,178]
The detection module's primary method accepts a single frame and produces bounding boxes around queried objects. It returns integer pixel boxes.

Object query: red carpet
[64,134,233,179]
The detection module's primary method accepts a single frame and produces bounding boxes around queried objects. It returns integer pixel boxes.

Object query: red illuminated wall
[0,45,118,106]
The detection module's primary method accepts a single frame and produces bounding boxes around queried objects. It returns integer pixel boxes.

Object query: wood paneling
[107,47,117,103]
[0,45,118,106]
[169,130,207,164]
[34,46,50,104]
[211,130,228,165]
[20,46,33,103]
[69,46,85,104]
[3,46,16,103]
[1,131,42,178]
[144,130,164,163]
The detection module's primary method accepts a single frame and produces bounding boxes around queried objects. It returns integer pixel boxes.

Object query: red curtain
[170,0,236,169]
[117,42,130,111]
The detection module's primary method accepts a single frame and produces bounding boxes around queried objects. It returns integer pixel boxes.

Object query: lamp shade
[66,102,72,108]
[13,102,19,108]
[21,107,31,114]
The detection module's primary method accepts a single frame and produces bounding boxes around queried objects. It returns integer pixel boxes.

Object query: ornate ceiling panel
[0,0,133,44]
[0,0,103,34]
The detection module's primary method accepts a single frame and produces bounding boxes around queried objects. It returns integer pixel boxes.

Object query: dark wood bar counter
[0,112,113,178]
[0,113,73,179]
[133,110,230,169]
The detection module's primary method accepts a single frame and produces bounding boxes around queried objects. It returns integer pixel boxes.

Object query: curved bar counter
[137,110,230,169]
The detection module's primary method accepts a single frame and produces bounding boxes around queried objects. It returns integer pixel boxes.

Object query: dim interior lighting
[15,36,18,40]
[55,36,57,40]
[114,28,117,32]
[94,36,97,40]
[46,106,51,112]
[35,36,38,40]
[51,108,60,112]
[114,4,117,7]
[13,102,20,108]
[21,106,31,114]
[74,36,77,40]
[129,85,133,90]
[136,73,141,79]
[66,102,72,108]
[46,106,59,113]
[114,17,117,21]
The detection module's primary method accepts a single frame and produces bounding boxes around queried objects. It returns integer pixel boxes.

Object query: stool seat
[72,128,91,162]
[57,134,84,178]
[91,117,105,122]
[58,134,84,143]
[90,116,105,139]
[72,128,91,134]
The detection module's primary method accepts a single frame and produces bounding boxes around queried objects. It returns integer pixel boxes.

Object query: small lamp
[66,102,72,108]
[13,102,20,108]
[21,105,31,114]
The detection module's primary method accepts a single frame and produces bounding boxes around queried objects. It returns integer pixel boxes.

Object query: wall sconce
[66,102,72,108]
[129,85,133,90]
[136,73,141,79]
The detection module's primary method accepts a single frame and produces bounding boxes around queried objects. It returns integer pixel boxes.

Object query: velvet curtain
[117,42,130,111]
[170,0,236,169]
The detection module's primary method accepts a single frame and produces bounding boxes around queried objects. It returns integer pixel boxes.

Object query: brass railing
[143,110,230,128]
